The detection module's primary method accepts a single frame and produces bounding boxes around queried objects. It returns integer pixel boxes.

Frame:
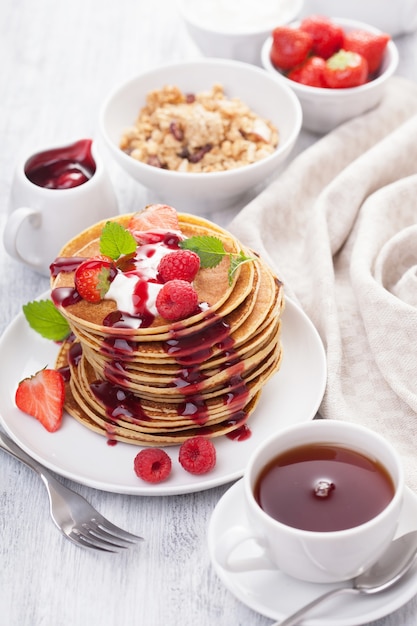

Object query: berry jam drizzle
[90,380,150,424]
[68,341,83,366]
[166,314,251,430]
[226,423,251,441]
[197,411,251,439]
[91,310,251,436]
[101,336,137,359]
[25,139,96,190]
[166,317,231,365]
[104,360,130,387]
[51,286,82,307]
[56,364,71,383]
[131,280,155,324]
[50,257,86,277]
[56,341,82,382]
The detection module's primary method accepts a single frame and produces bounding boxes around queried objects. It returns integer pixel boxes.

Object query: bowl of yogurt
[178,0,304,66]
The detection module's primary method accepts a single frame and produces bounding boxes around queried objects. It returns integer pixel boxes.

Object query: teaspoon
[274,529,417,626]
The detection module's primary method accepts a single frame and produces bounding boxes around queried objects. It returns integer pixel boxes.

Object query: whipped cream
[104,233,182,323]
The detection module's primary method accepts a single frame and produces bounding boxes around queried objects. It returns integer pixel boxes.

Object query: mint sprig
[179,235,225,268]
[180,235,254,285]
[229,250,255,282]
[23,300,71,341]
[99,221,137,260]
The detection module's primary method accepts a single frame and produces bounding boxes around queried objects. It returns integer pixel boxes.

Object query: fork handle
[0,429,56,487]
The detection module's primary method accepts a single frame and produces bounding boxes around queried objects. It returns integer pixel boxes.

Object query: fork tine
[69,527,127,552]
[94,517,144,543]
[85,524,136,548]
[65,529,119,553]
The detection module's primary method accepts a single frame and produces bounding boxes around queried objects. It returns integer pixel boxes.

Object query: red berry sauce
[90,380,150,424]
[51,286,82,307]
[25,139,96,190]
[50,257,87,277]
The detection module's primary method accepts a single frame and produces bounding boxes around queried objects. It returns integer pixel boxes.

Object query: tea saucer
[208,480,417,625]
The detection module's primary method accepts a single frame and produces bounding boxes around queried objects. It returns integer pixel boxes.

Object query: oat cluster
[120,84,279,173]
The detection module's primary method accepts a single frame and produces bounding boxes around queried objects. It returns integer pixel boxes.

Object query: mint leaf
[228,250,255,285]
[23,300,71,341]
[99,221,137,260]
[179,235,226,268]
[180,235,255,284]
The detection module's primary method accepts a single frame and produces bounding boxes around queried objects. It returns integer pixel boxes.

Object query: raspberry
[134,448,172,483]
[179,436,216,475]
[158,250,200,283]
[156,279,199,321]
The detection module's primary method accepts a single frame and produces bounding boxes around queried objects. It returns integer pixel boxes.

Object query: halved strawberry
[343,30,390,74]
[300,15,344,60]
[15,368,65,432]
[287,56,327,87]
[74,255,117,303]
[127,204,180,240]
[323,50,368,88]
[270,26,313,71]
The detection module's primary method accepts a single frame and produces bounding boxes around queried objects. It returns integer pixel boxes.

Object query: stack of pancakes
[51,212,284,446]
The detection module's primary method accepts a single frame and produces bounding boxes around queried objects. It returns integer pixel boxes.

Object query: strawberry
[287,56,327,87]
[157,250,200,283]
[323,50,368,89]
[74,255,117,303]
[134,448,172,483]
[15,368,65,432]
[179,436,216,475]
[155,279,199,321]
[343,29,390,74]
[270,26,313,71]
[300,15,344,60]
[128,204,180,240]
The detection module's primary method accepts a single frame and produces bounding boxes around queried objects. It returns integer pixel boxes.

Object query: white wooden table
[1,2,417,625]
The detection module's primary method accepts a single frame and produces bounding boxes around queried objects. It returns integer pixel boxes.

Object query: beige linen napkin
[229,76,417,492]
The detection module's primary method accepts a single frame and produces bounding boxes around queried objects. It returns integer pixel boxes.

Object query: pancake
[52,205,284,445]
[51,213,250,334]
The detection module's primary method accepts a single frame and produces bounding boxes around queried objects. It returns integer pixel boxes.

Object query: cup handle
[215,525,276,573]
[3,207,42,270]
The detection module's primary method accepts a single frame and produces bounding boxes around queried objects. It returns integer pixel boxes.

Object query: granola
[120,84,279,173]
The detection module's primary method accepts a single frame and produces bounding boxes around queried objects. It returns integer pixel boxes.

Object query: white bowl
[261,17,399,134]
[99,59,302,214]
[178,0,304,66]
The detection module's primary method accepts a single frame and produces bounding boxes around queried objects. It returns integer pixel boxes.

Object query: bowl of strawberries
[261,15,399,133]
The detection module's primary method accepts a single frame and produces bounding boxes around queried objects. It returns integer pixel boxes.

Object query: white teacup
[218,420,404,583]
[3,139,119,276]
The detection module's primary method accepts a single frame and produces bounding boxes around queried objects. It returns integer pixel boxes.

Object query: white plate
[0,296,326,496]
[208,480,417,625]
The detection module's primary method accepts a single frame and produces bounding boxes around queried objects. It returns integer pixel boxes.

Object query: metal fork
[0,430,143,552]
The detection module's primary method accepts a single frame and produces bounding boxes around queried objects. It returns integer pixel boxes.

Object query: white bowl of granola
[99,58,302,214]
